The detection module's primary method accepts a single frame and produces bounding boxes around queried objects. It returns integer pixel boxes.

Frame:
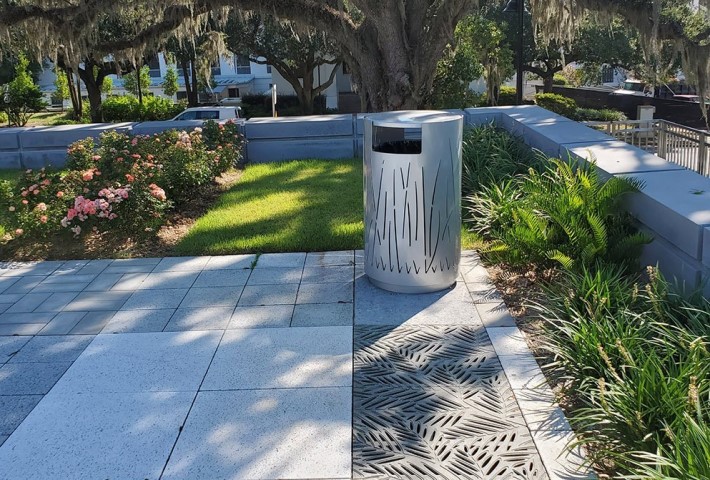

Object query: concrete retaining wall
[245,115,358,163]
[1,123,135,169]
[466,105,710,294]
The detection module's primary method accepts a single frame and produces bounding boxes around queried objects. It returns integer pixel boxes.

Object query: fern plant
[466,157,652,271]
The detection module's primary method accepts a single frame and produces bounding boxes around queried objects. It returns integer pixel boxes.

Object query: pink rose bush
[0,120,244,240]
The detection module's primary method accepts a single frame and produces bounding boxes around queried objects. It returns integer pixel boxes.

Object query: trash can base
[366,275,456,294]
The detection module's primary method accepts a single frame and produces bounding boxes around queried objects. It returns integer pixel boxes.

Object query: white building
[38,52,357,111]
[38,53,273,105]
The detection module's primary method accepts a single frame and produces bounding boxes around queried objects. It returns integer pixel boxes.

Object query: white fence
[584,119,710,177]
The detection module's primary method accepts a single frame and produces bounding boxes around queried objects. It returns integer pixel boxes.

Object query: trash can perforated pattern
[364,112,463,293]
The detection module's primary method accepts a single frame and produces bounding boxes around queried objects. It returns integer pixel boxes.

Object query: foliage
[122,65,151,98]
[1,53,46,126]
[102,95,184,122]
[461,124,542,197]
[429,15,485,109]
[552,73,569,86]
[468,13,515,106]
[52,67,70,105]
[497,86,517,106]
[0,111,7,124]
[225,13,341,115]
[100,75,113,95]
[466,158,651,271]
[574,108,627,122]
[0,168,68,237]
[162,66,179,97]
[534,93,578,118]
[0,122,244,240]
[533,267,710,478]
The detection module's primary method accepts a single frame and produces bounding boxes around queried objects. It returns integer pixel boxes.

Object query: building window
[266,65,272,74]
[211,58,221,77]
[228,87,240,98]
[235,54,251,75]
[147,56,161,78]
[601,65,614,84]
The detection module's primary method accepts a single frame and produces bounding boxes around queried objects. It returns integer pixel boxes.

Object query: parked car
[611,79,654,97]
[171,106,242,121]
[217,97,242,106]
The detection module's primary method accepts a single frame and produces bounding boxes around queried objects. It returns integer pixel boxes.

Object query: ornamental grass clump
[532,266,710,479]
[461,124,543,197]
[0,120,244,240]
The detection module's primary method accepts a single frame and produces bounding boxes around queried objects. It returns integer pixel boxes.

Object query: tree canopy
[1,0,709,111]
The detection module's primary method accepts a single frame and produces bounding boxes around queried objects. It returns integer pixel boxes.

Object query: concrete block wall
[465,105,710,292]
[245,115,357,162]
[1,123,135,169]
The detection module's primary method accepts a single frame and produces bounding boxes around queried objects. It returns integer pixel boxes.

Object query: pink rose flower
[39,215,48,223]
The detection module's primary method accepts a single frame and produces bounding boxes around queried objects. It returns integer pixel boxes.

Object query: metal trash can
[363,111,463,293]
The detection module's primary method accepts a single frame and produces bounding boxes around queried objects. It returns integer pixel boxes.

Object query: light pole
[504,0,524,105]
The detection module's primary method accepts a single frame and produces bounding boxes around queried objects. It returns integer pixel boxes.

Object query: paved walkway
[0,251,591,479]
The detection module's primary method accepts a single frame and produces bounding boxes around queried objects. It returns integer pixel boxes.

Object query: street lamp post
[504,0,524,105]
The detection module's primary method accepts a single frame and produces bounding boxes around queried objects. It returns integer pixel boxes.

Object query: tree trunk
[136,65,143,106]
[65,68,81,119]
[299,68,315,115]
[85,82,103,123]
[76,72,83,118]
[190,60,199,106]
[179,58,195,106]
[543,74,554,93]
[77,66,104,123]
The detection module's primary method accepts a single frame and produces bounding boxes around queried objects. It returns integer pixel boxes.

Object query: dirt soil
[0,170,242,262]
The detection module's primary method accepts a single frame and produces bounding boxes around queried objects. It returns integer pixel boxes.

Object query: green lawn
[176,159,365,255]
[176,158,484,255]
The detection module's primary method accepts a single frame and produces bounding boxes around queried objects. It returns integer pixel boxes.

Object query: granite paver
[0,251,587,480]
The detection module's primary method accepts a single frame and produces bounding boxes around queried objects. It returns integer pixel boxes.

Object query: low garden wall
[1,106,708,294]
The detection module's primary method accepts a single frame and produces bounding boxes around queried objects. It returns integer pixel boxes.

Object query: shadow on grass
[174,159,364,255]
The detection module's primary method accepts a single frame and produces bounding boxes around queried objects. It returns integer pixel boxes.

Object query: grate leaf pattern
[354,325,548,479]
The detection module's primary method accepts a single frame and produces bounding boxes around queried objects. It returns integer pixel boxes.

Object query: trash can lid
[365,110,462,129]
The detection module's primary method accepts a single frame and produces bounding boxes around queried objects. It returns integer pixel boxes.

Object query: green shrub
[466,158,651,271]
[0,111,7,124]
[497,86,517,106]
[2,54,46,126]
[102,95,184,122]
[552,73,569,86]
[3,123,245,240]
[461,124,542,197]
[574,107,627,122]
[534,93,577,117]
